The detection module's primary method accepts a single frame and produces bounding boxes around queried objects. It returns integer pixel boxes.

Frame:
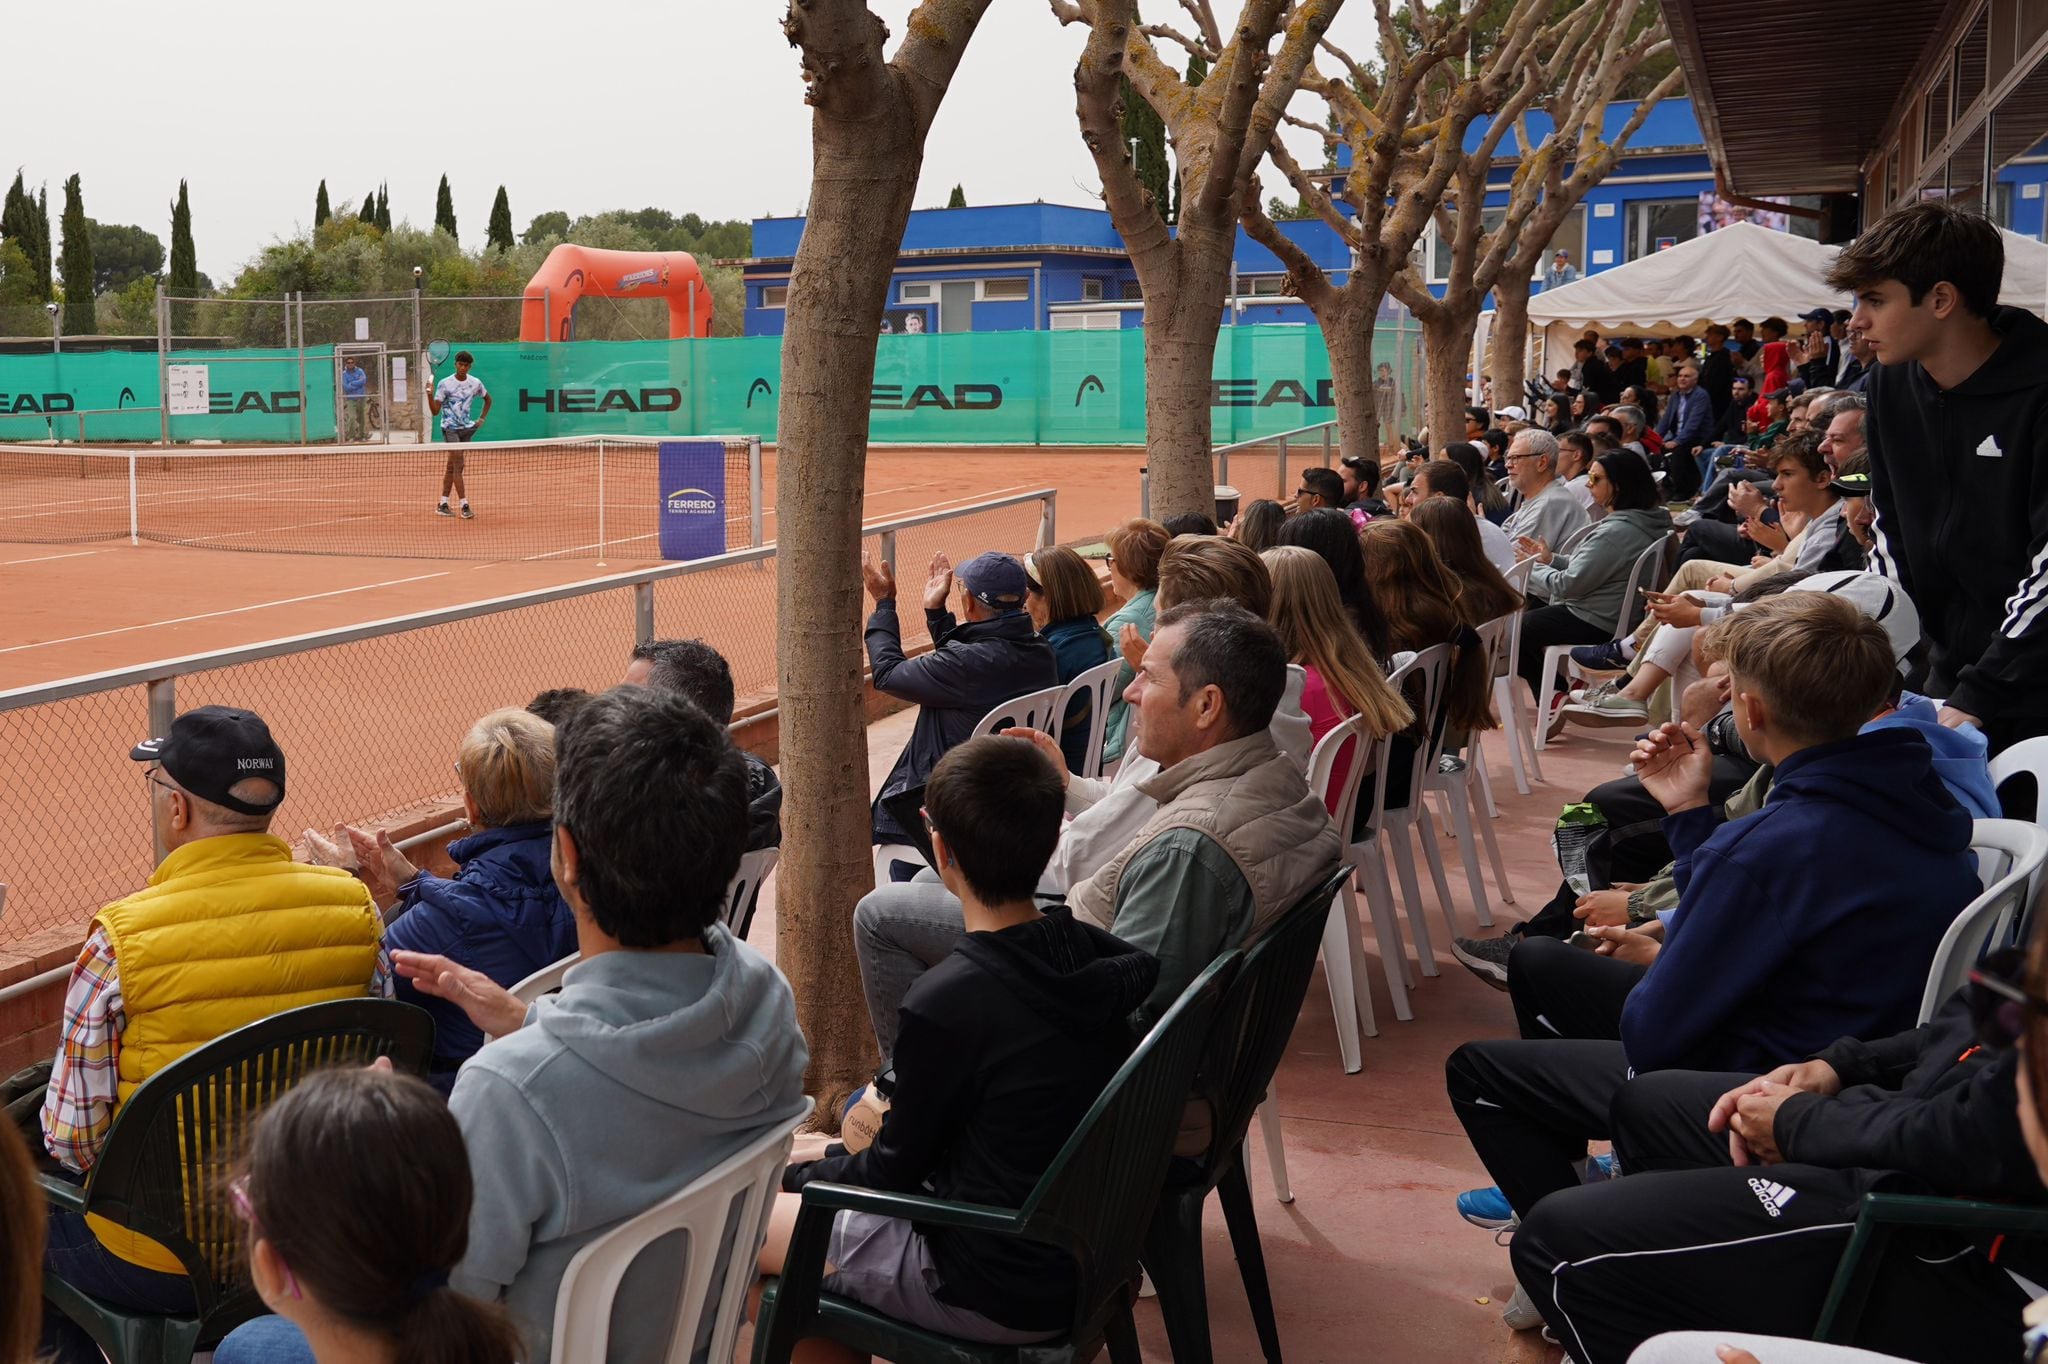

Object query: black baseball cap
[132,705,286,815]
[1830,471,1872,497]
[1799,307,1835,324]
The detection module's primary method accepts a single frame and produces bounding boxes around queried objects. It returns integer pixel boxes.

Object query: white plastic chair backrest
[1918,819,2048,1025]
[1613,533,1673,638]
[1503,558,1536,684]
[1376,644,1451,827]
[1471,614,1514,719]
[969,683,1066,741]
[1555,522,1597,557]
[508,952,577,1008]
[1307,713,1385,849]
[550,1098,811,1364]
[1990,737,2048,828]
[721,847,779,941]
[1056,657,1125,780]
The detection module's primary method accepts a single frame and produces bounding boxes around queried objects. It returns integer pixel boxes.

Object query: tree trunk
[1421,302,1479,446]
[773,84,925,1129]
[1490,273,1533,415]
[1317,289,1382,465]
[1143,228,1235,522]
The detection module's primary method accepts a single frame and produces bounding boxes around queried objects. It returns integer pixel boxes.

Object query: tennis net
[0,435,762,562]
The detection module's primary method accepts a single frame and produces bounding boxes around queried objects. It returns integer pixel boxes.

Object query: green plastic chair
[1143,867,1350,1364]
[1814,1191,2048,1345]
[39,997,436,1364]
[751,950,1242,1364]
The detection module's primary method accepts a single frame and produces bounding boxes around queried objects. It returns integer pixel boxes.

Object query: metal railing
[1139,419,1341,520]
[0,487,1057,957]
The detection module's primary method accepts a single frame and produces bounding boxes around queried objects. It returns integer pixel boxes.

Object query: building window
[760,285,788,309]
[1050,311,1122,330]
[1081,277,1105,301]
[1625,199,1699,260]
[899,281,935,303]
[1241,274,1286,295]
[1121,279,1143,300]
[981,277,1029,301]
[1428,207,1507,282]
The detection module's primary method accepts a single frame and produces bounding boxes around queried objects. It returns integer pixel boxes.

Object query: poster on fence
[657,440,727,561]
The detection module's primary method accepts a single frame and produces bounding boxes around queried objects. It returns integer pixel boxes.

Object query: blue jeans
[40,1194,198,1364]
[214,1314,316,1364]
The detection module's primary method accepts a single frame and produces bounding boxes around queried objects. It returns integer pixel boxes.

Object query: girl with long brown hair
[1409,495,1525,628]
[1360,518,1497,738]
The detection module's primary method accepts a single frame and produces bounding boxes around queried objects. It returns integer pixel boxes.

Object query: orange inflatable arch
[519,244,715,342]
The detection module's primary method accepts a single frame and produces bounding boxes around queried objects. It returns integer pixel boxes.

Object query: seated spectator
[1508,949,2048,1361]
[1816,392,1867,473]
[1362,519,1496,738]
[762,736,1159,1346]
[1538,394,1573,434]
[1445,593,1978,1284]
[861,550,1058,862]
[1464,405,1492,443]
[1161,511,1218,537]
[1570,387,1603,426]
[390,686,808,1361]
[624,638,782,850]
[1066,602,1341,1023]
[1339,453,1390,517]
[1512,450,1671,722]
[315,709,577,1084]
[38,707,384,1364]
[1414,457,1517,575]
[1100,517,1170,766]
[1756,314,1792,394]
[1294,467,1345,514]
[1621,384,1659,434]
[524,687,590,727]
[1276,505,1392,656]
[211,1069,522,1364]
[1501,429,1590,550]
[1262,545,1415,813]
[1410,496,1525,628]
[1024,545,1113,775]
[1479,428,1512,487]
[1609,404,1651,458]
[1,1121,41,1364]
[1442,439,1512,526]
[1556,429,1603,519]
[1228,497,1288,551]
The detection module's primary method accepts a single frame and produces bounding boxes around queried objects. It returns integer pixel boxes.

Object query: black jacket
[741,753,783,850]
[785,909,1159,1332]
[1580,353,1622,405]
[1866,306,2048,737]
[1699,347,1736,418]
[866,601,1060,844]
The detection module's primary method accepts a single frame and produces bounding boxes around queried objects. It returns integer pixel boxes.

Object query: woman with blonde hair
[1263,546,1413,813]
[1024,545,1112,774]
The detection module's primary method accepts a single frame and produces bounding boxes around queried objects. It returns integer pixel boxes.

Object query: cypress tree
[0,174,46,299]
[359,191,376,224]
[486,185,513,252]
[314,179,331,227]
[1118,77,1168,217]
[375,184,391,233]
[33,186,51,299]
[58,174,94,335]
[946,184,967,209]
[434,175,457,241]
[168,180,198,292]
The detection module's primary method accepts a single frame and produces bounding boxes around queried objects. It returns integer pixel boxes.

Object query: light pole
[46,300,60,354]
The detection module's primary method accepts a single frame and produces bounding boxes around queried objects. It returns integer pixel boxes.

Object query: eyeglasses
[144,766,178,798]
[229,1175,302,1300]
[1969,948,2048,1051]
[1296,488,1317,498]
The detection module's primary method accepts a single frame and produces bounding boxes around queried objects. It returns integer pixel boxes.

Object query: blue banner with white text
[657,440,727,561]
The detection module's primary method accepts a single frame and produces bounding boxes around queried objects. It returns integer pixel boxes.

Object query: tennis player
[428,350,491,518]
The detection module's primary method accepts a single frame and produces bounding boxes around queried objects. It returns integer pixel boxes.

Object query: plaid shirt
[41,928,393,1172]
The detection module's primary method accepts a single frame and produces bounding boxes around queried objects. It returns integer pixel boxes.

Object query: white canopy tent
[1520,221,2048,384]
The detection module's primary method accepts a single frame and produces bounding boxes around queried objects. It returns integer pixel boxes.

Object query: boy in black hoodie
[761,736,1158,1345]
[1828,201,2048,750]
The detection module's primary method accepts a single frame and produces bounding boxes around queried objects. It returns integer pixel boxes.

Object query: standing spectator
[1830,201,2048,747]
[341,355,369,441]
[624,638,781,850]
[1656,363,1713,497]
[38,708,384,1364]
[1544,250,1579,289]
[1756,316,1792,396]
[319,709,577,1085]
[1795,306,1840,388]
[1373,362,1399,446]
[861,550,1059,866]
[1697,323,1736,415]
[1838,328,1876,391]
[1501,429,1590,551]
[210,1069,522,1364]
[1024,546,1113,775]
[1100,518,1169,767]
[1612,340,1650,396]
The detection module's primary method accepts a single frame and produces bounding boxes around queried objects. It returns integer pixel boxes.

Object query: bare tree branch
[893,0,1003,134]
[1180,0,1225,52]
[1241,186,1335,310]
[1141,21,1215,60]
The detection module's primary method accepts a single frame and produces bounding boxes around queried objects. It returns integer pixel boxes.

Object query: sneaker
[1569,639,1632,672]
[1567,679,1621,705]
[1501,1282,1545,1331]
[1456,1184,1516,1229]
[1562,689,1649,726]
[1451,934,1514,991]
[1544,690,1570,740]
[460,502,474,519]
[435,502,454,517]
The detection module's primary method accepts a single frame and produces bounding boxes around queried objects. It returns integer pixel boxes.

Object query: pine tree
[375,184,391,233]
[434,175,457,241]
[359,191,376,224]
[314,179,331,227]
[946,184,967,209]
[58,174,94,335]
[168,180,198,293]
[486,185,513,252]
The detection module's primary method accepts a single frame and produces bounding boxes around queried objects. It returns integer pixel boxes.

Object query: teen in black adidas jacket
[1866,305,2048,747]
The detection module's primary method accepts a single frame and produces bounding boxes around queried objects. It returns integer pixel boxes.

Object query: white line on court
[0,572,451,655]
[1,549,100,567]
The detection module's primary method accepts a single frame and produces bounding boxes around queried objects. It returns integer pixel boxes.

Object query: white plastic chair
[1428,624,1517,918]
[722,846,779,941]
[508,952,577,1009]
[1378,645,1463,978]
[1491,558,1543,794]
[1532,533,1672,751]
[1304,717,1392,1069]
[1990,737,2048,943]
[1917,819,2048,1024]
[549,1099,811,1364]
[1052,657,1125,781]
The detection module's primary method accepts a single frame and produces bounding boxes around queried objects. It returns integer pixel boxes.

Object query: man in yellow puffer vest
[37,707,384,1363]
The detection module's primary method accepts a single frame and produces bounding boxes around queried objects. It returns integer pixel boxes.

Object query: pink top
[1299,663,1360,817]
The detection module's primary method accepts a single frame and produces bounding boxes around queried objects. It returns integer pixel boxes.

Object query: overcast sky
[10,0,1359,284]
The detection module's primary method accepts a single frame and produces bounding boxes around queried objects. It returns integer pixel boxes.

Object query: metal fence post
[155,284,170,447]
[597,439,608,566]
[1321,424,1333,467]
[880,530,898,583]
[295,291,308,445]
[128,453,139,545]
[1038,491,1057,548]
[1217,450,1230,490]
[1276,434,1289,500]
[1139,466,1150,521]
[749,437,765,548]
[633,582,655,646]
[145,677,177,863]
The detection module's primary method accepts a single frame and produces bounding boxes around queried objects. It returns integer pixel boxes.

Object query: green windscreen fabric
[0,348,336,443]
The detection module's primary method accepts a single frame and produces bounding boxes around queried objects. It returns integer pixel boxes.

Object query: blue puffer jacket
[385,821,578,1077]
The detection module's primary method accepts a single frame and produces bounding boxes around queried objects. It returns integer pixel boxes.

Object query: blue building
[733,97,2048,336]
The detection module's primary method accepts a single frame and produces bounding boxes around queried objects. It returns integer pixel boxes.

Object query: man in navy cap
[859,548,1059,872]
[1795,306,1841,388]
[37,706,385,1362]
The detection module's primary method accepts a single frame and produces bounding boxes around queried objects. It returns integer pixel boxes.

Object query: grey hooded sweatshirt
[1526,504,1672,634]
[449,925,809,1362]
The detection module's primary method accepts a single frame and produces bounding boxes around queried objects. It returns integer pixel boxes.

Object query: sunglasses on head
[1968,947,2048,1051]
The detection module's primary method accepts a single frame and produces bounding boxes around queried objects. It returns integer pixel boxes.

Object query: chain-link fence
[0,488,1055,950]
